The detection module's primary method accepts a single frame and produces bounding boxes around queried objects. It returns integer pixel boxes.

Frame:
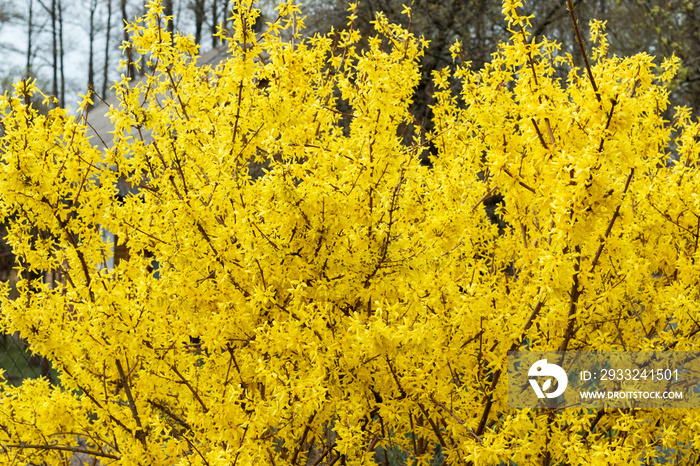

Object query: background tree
[163,0,173,34]
[25,0,34,77]
[189,0,206,45]
[34,0,64,106]
[1,1,700,465]
[58,0,64,105]
[631,0,700,113]
[121,0,137,79]
[210,0,222,47]
[0,1,25,70]
[87,0,98,91]
[4,0,699,120]
[102,0,114,96]
[305,0,700,133]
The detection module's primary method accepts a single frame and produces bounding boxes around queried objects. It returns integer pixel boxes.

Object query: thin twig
[115,359,146,445]
[531,118,549,151]
[589,169,634,271]
[558,247,582,352]
[170,364,209,413]
[148,399,191,430]
[291,411,317,465]
[502,168,536,193]
[415,402,447,448]
[6,444,119,460]
[567,0,600,102]
[429,395,481,441]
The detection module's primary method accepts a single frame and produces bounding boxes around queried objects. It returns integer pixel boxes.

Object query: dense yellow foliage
[1,0,699,464]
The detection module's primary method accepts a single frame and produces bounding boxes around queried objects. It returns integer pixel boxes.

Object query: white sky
[0,0,291,114]
[0,0,222,113]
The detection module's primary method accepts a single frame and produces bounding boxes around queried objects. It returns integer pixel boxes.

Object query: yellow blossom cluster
[0,0,699,464]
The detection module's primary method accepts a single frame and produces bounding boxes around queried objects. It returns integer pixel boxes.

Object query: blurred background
[0,0,698,115]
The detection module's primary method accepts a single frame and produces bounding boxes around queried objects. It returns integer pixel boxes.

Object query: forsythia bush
[1,0,699,464]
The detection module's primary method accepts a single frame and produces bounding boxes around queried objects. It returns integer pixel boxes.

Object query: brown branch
[170,364,209,413]
[6,444,119,460]
[597,94,618,153]
[72,380,132,439]
[121,219,170,245]
[408,411,420,457]
[166,67,190,121]
[667,326,700,350]
[82,117,111,149]
[502,167,536,193]
[232,425,249,466]
[230,80,244,153]
[567,0,600,102]
[309,443,334,466]
[559,246,582,352]
[364,168,406,287]
[476,370,501,436]
[560,169,633,353]
[291,411,317,465]
[416,402,447,448]
[172,148,190,198]
[509,298,545,352]
[365,434,381,453]
[430,395,481,441]
[521,26,540,88]
[582,410,605,440]
[589,169,634,271]
[115,359,147,446]
[40,196,93,300]
[383,355,408,401]
[148,399,191,430]
[72,152,94,205]
[473,297,546,437]
[471,187,498,212]
[694,215,700,256]
[267,447,278,466]
[251,222,280,251]
[647,200,698,237]
[184,435,211,466]
[531,118,549,151]
[460,329,485,349]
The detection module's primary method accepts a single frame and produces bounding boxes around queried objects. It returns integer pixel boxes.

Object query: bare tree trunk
[192,0,206,45]
[121,0,128,45]
[25,0,33,77]
[51,0,57,101]
[88,0,97,90]
[58,0,64,107]
[164,0,173,35]
[189,0,206,44]
[102,0,112,96]
[121,0,135,79]
[36,0,59,102]
[211,0,218,47]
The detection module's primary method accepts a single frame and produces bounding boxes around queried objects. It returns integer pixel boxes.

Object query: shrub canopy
[1,0,699,464]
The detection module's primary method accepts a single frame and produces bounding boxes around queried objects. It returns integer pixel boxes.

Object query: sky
[1,0,109,111]
[0,0,222,114]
